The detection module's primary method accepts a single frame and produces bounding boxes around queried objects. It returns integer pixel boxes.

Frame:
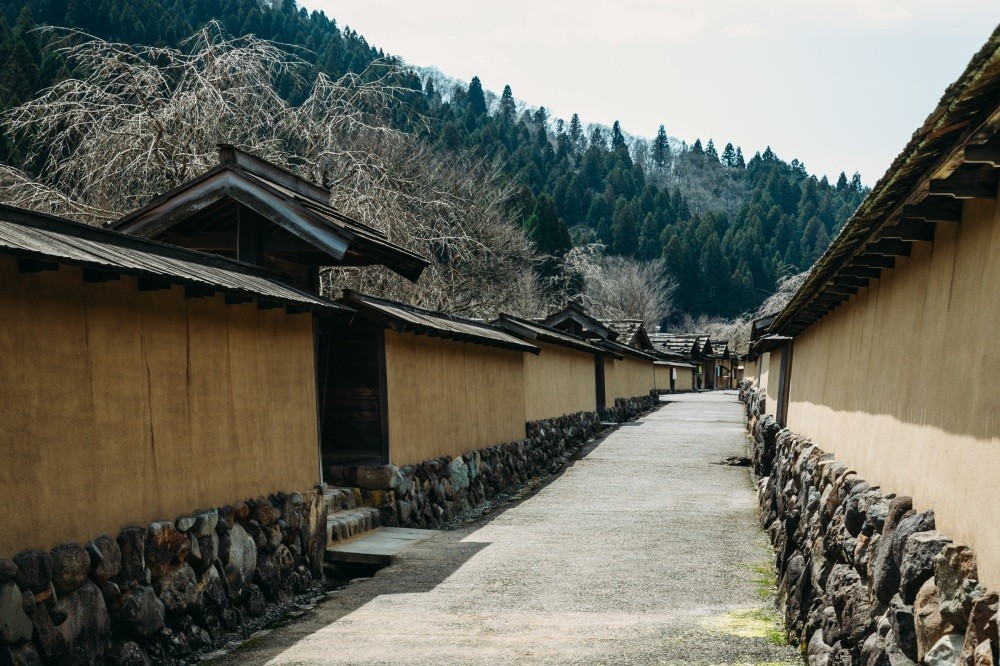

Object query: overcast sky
[301,1,997,184]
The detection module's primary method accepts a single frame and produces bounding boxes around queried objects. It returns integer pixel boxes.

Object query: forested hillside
[0,0,868,320]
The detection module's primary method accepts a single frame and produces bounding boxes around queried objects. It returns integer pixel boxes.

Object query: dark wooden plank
[867,239,912,257]
[185,284,215,298]
[882,220,935,242]
[840,266,882,279]
[964,143,1000,167]
[138,277,172,291]
[256,299,282,310]
[902,199,963,222]
[928,169,999,199]
[17,257,59,273]
[83,268,120,282]
[224,293,253,305]
[852,255,895,269]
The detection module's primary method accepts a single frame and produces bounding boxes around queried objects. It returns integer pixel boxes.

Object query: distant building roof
[491,314,616,357]
[0,203,344,312]
[541,302,618,341]
[108,145,428,282]
[603,319,657,352]
[339,290,539,354]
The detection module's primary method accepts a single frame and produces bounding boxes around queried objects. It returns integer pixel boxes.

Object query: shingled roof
[491,314,617,357]
[770,26,1000,336]
[0,203,345,312]
[339,290,539,354]
[108,145,428,282]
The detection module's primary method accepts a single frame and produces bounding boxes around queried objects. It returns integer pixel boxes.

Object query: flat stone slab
[325,527,440,565]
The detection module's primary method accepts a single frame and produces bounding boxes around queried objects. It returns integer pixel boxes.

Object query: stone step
[326,506,381,543]
[324,527,441,566]
[323,486,362,513]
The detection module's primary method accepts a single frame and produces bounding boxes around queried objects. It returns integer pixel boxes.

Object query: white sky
[301,1,998,184]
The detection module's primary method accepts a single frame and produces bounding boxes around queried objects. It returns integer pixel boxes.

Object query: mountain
[0,0,868,320]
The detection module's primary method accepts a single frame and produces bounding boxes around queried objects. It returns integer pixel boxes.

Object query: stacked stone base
[739,380,999,665]
[328,400,659,531]
[0,489,328,665]
[604,394,659,424]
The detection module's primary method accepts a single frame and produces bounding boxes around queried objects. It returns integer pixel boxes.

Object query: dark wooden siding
[317,319,388,466]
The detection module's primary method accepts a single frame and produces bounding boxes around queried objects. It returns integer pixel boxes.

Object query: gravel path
[220,391,801,665]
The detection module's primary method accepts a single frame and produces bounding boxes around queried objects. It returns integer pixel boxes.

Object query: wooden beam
[185,284,215,299]
[964,143,1000,167]
[882,220,935,242]
[256,299,282,310]
[825,285,857,296]
[138,277,172,291]
[928,169,999,199]
[236,209,261,264]
[285,304,310,315]
[852,255,895,269]
[224,293,253,305]
[902,199,963,222]
[841,267,882,279]
[833,275,870,288]
[83,268,120,283]
[17,257,58,273]
[867,239,912,257]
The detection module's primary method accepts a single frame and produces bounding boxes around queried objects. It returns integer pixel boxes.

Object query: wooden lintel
[83,268,120,283]
[882,220,935,242]
[928,169,999,199]
[256,299,282,310]
[17,257,59,274]
[902,199,963,222]
[852,255,895,269]
[185,284,215,299]
[138,277,172,291]
[224,293,253,305]
[285,304,310,315]
[963,143,1000,167]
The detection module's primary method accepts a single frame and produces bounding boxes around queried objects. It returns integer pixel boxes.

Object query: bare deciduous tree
[554,245,677,328]
[0,23,542,317]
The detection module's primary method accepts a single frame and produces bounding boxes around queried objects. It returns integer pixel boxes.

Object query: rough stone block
[899,531,951,604]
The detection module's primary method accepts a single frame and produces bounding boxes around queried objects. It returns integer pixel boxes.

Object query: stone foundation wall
[329,398,659,531]
[739,380,999,665]
[0,489,328,665]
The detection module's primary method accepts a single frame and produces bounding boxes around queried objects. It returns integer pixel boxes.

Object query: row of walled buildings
[743,26,1000,662]
[0,145,693,662]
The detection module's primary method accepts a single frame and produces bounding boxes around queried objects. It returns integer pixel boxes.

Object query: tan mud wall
[765,349,783,417]
[654,365,694,391]
[384,330,527,467]
[0,259,320,557]
[785,195,1000,589]
[604,355,655,404]
[523,341,596,421]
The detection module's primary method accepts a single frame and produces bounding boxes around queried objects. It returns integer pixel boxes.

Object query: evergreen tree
[705,139,718,161]
[652,125,669,170]
[568,113,584,150]
[721,142,736,167]
[734,147,746,168]
[498,84,515,122]
[611,201,638,255]
[691,139,704,156]
[836,171,849,192]
[467,75,487,116]
[524,194,571,260]
[611,120,626,152]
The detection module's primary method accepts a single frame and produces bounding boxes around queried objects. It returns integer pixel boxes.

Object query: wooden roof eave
[771,30,1000,335]
[110,169,428,282]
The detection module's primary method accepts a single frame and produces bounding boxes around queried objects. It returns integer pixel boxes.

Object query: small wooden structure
[0,204,339,555]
